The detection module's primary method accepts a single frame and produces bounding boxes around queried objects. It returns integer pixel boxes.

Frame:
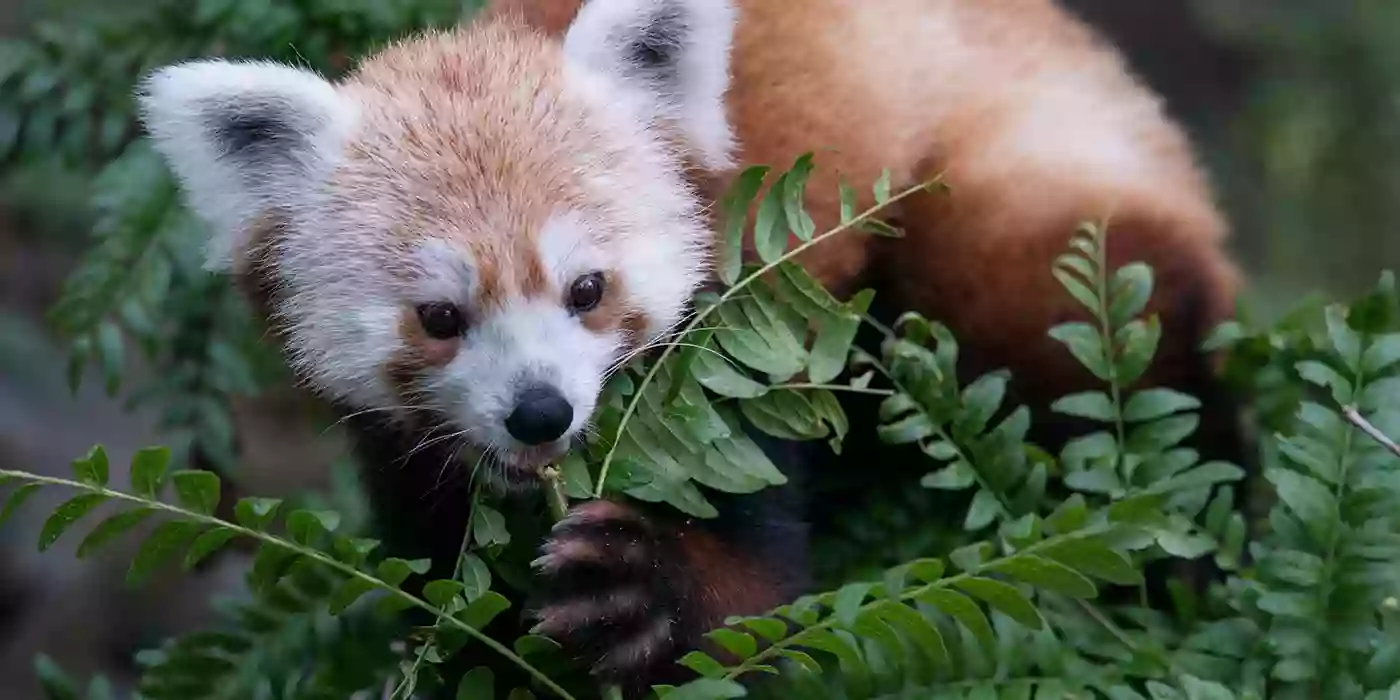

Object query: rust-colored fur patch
[674,524,790,629]
[578,270,649,350]
[386,307,463,402]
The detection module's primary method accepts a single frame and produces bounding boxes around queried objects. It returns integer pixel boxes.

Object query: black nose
[505,385,574,446]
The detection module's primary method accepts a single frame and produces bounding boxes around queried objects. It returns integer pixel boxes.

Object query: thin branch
[1343,405,1400,460]
[0,469,578,700]
[592,174,945,498]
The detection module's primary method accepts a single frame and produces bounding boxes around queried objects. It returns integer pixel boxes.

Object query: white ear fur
[562,0,737,171]
[136,59,358,271]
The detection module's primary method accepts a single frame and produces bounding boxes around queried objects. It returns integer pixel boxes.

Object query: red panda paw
[528,499,684,681]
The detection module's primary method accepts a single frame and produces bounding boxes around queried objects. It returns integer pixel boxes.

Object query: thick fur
[137,0,1251,695]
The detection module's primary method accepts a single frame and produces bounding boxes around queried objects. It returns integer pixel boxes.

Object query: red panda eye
[567,272,606,314]
[416,302,465,339]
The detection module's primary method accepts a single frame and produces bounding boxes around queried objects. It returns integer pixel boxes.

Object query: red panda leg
[530,477,811,693]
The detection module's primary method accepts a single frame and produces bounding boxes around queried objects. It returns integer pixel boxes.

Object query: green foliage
[9,2,1400,698]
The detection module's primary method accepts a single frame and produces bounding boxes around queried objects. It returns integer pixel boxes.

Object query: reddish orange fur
[487,0,1244,399]
[671,520,793,626]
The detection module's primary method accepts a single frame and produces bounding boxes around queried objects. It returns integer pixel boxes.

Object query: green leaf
[740,617,788,643]
[459,552,492,602]
[833,582,874,626]
[1127,414,1199,454]
[287,509,341,545]
[1266,468,1336,542]
[954,578,1043,630]
[1296,360,1353,405]
[1362,334,1400,374]
[741,392,827,441]
[558,453,594,499]
[1066,466,1122,495]
[839,178,859,223]
[1051,391,1117,422]
[38,494,107,552]
[1155,530,1216,559]
[184,527,238,570]
[873,168,892,204]
[1040,541,1142,586]
[959,371,1009,435]
[130,446,171,499]
[1325,304,1363,369]
[718,165,769,285]
[329,578,376,615]
[128,520,202,586]
[1202,321,1246,352]
[1053,264,1099,313]
[691,350,767,399]
[964,489,1001,531]
[72,446,109,487]
[875,602,950,668]
[377,558,432,587]
[1108,263,1154,328]
[921,461,976,490]
[234,498,282,530]
[809,305,866,385]
[917,588,996,653]
[0,483,42,527]
[782,153,817,241]
[472,504,510,548]
[96,321,123,395]
[77,508,155,558]
[457,667,495,700]
[171,470,220,516]
[985,554,1097,598]
[1149,462,1246,495]
[34,654,79,700]
[753,172,790,264]
[1107,492,1169,526]
[1048,323,1111,381]
[457,591,512,629]
[705,628,757,660]
[1115,316,1162,385]
[680,651,728,679]
[780,649,821,674]
[1046,495,1089,534]
[424,579,466,607]
[659,679,748,700]
[514,635,562,658]
[1124,389,1202,423]
[878,414,934,445]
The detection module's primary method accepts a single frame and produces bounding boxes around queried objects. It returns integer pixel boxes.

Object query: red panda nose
[505,385,574,446]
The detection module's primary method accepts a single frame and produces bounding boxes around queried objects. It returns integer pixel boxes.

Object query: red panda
[134,0,1249,694]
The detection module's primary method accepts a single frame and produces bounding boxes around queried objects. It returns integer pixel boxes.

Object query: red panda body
[489,0,1243,418]
[136,0,1250,695]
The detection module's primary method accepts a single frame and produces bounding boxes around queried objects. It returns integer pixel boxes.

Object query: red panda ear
[562,0,736,172]
[136,59,358,272]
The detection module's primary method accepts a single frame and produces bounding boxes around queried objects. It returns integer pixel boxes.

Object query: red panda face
[136,0,738,488]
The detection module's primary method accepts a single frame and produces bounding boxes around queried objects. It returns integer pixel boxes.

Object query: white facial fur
[135,0,738,486]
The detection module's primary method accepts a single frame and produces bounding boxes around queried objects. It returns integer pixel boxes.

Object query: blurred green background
[0,0,1396,697]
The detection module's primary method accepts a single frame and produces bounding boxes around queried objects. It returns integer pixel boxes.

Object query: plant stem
[1343,405,1400,459]
[0,469,579,700]
[593,175,944,498]
[720,523,1118,681]
[539,466,570,521]
[1089,222,1130,481]
[767,382,894,397]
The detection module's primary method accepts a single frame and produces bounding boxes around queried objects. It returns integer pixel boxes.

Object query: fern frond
[0,446,579,700]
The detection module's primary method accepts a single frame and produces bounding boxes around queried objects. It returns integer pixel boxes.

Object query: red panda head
[135,0,737,489]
